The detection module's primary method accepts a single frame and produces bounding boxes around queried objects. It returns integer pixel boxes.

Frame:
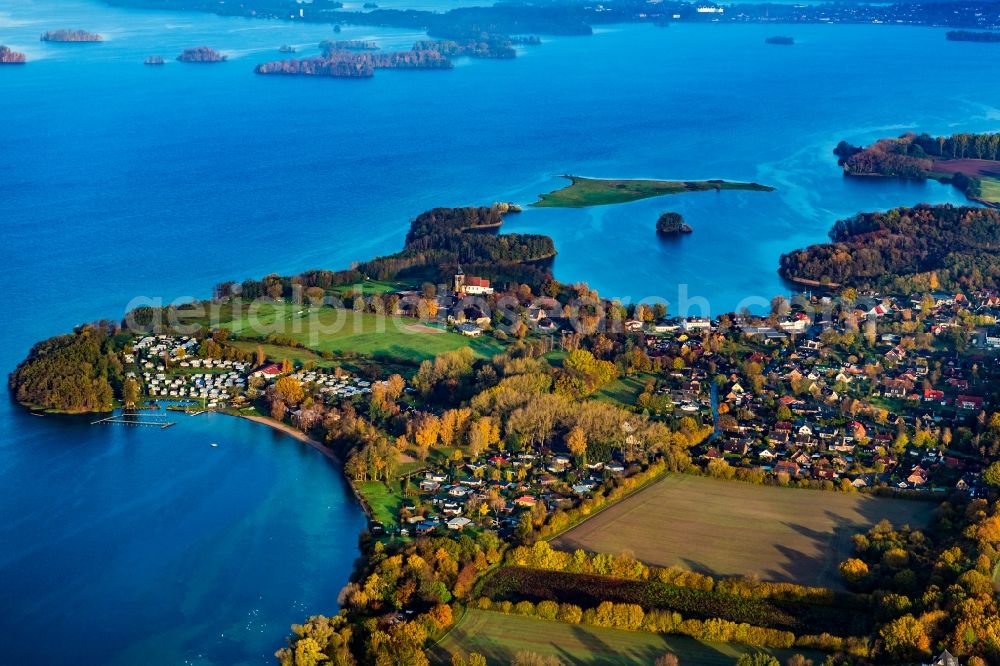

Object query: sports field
[432,610,818,666]
[552,474,935,590]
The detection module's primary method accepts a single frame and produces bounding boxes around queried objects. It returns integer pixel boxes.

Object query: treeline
[506,541,861,608]
[471,597,866,655]
[778,204,1000,292]
[9,324,124,412]
[946,30,1000,42]
[412,37,516,59]
[480,565,868,635]
[836,131,1000,178]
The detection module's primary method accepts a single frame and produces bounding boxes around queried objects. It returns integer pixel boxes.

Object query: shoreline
[235,412,339,463]
[233,412,377,520]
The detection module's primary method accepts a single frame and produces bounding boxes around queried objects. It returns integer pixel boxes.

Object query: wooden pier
[91,415,176,429]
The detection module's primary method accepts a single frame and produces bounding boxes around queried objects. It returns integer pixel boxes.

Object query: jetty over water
[91,414,176,429]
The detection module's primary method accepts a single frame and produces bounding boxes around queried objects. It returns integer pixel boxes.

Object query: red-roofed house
[956,395,984,411]
[923,389,945,403]
[253,363,282,379]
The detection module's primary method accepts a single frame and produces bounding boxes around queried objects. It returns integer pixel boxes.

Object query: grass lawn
[532,176,774,208]
[552,474,935,590]
[357,481,403,526]
[328,280,409,297]
[594,374,653,407]
[214,304,504,362]
[978,176,1000,205]
[431,610,820,666]
[227,341,326,366]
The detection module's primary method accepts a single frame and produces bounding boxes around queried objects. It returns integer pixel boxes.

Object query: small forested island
[255,57,374,78]
[779,203,1000,292]
[0,45,27,64]
[835,131,1000,206]
[363,2,377,8]
[278,44,296,53]
[256,39,458,78]
[534,175,774,208]
[655,211,692,235]
[143,55,165,65]
[412,37,516,59]
[946,30,1000,42]
[41,29,103,42]
[764,36,794,45]
[177,46,226,62]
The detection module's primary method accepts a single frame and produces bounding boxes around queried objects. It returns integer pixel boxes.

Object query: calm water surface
[1,1,999,663]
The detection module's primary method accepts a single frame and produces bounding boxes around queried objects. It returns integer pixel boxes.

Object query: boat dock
[91,415,176,429]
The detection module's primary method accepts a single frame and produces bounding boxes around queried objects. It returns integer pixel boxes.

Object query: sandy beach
[236,413,340,463]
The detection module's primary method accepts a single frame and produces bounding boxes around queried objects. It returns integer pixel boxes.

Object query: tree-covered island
[0,45,27,63]
[177,46,226,62]
[656,211,692,235]
[40,29,103,42]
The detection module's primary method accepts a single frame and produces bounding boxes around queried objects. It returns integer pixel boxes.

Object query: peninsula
[835,131,1000,206]
[12,191,1000,666]
[177,46,226,62]
[0,45,26,63]
[533,175,774,208]
[41,29,102,42]
[779,203,1000,293]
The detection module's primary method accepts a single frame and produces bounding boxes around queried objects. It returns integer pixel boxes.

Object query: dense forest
[358,204,555,287]
[836,500,1000,663]
[227,205,554,299]
[778,204,1000,292]
[9,324,123,412]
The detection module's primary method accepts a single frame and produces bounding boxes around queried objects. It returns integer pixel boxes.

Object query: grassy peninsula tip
[533,176,774,208]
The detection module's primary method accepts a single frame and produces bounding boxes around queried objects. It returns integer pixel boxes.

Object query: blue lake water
[2,0,1000,663]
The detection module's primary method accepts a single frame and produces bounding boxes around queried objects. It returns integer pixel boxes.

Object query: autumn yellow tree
[566,426,587,466]
[274,376,305,405]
